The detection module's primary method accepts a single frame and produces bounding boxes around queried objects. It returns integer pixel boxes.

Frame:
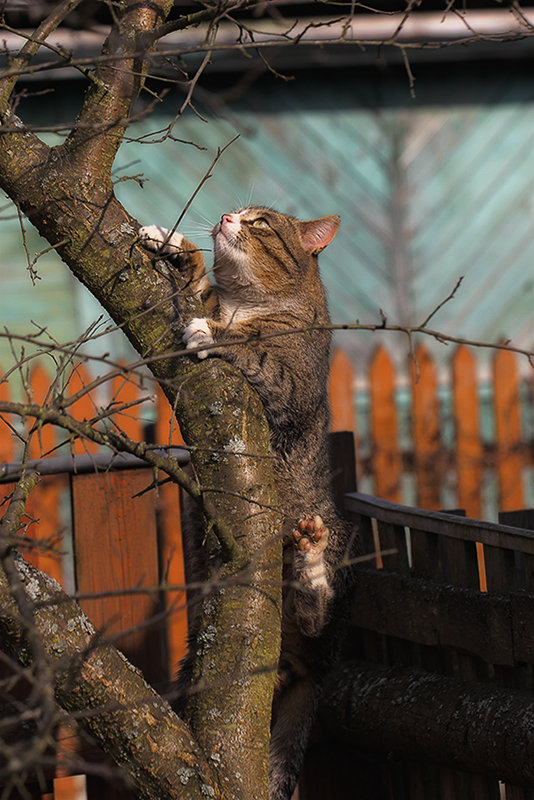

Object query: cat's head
[211,206,339,298]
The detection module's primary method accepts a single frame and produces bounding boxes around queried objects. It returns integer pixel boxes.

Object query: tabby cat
[140,207,354,800]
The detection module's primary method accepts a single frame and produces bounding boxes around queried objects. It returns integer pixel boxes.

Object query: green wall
[2,65,534,374]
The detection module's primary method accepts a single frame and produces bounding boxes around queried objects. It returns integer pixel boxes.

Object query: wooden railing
[299,492,534,800]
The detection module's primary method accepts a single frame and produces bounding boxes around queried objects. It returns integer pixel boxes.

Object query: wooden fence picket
[452,346,483,519]
[493,348,525,512]
[369,346,402,503]
[329,348,356,434]
[109,365,145,442]
[25,363,65,586]
[0,372,14,511]
[411,344,441,510]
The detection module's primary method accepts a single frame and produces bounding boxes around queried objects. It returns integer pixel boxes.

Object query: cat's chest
[218,299,265,327]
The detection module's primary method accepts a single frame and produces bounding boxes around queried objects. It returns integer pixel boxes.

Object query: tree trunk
[0,2,283,797]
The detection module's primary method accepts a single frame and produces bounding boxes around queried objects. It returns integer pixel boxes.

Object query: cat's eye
[251,218,270,229]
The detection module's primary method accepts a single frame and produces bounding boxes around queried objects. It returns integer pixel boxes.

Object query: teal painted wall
[1,67,534,375]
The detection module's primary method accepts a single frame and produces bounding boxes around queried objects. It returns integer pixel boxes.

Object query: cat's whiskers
[182,228,212,240]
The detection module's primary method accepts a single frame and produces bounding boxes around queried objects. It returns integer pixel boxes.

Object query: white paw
[182,317,214,360]
[139,225,184,255]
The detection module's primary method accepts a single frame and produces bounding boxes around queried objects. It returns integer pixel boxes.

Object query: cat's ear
[298,215,340,254]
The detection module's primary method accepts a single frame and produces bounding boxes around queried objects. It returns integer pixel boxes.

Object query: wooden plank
[66,364,99,454]
[504,787,526,800]
[452,346,483,519]
[24,475,65,587]
[345,493,534,556]
[375,519,410,573]
[438,506,491,716]
[72,469,164,683]
[439,534,479,590]
[0,375,17,531]
[409,524,442,582]
[485,511,534,596]
[493,350,524,512]
[483,543,520,593]
[356,514,377,566]
[411,344,441,510]
[369,346,402,502]
[350,569,515,666]
[157,481,188,675]
[328,348,356,434]
[155,385,188,676]
[470,774,501,800]
[444,505,487,592]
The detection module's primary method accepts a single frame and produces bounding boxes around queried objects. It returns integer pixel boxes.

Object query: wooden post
[452,347,487,591]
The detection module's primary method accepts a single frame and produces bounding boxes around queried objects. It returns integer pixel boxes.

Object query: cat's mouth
[214,222,244,253]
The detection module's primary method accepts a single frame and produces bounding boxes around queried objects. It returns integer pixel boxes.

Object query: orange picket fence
[1,343,533,548]
[328,343,533,520]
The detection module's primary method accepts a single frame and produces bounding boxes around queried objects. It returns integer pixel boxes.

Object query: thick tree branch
[0,554,216,800]
[63,0,174,174]
[322,659,534,786]
[0,0,84,107]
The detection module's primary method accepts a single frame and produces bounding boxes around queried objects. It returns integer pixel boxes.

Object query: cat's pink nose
[221,214,236,225]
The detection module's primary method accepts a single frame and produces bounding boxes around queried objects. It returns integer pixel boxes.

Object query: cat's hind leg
[292,515,334,637]
[269,668,317,800]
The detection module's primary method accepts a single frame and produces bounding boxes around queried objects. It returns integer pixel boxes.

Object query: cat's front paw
[139,225,184,255]
[182,318,214,360]
[293,515,329,554]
